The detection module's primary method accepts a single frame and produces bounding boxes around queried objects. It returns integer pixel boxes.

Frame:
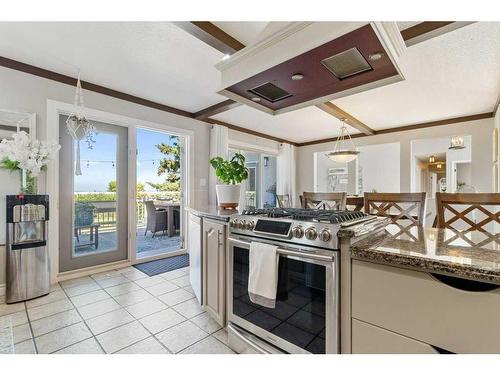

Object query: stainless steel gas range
[226,207,381,354]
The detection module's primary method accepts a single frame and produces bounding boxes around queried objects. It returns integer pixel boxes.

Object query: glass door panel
[59,115,128,272]
[135,128,182,259]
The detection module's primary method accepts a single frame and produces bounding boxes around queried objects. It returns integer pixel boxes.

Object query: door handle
[218,230,223,248]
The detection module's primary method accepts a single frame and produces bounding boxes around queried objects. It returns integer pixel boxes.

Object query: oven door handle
[228,236,335,262]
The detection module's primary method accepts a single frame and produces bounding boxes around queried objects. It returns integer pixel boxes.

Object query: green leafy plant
[210,153,249,185]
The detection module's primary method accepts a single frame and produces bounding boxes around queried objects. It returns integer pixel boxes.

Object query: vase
[20,169,37,194]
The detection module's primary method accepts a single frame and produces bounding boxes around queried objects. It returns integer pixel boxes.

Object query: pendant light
[449,136,465,150]
[66,71,97,175]
[326,118,359,163]
[429,155,435,163]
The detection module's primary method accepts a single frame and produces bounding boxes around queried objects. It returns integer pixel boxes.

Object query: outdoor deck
[73,226,182,258]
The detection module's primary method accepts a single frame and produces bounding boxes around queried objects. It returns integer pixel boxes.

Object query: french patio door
[59,115,129,272]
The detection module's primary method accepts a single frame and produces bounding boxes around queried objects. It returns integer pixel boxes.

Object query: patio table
[154,202,180,237]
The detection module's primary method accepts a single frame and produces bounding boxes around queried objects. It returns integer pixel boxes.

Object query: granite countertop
[350,224,500,285]
[185,205,239,222]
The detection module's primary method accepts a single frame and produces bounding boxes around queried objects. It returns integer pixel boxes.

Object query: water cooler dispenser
[6,194,50,304]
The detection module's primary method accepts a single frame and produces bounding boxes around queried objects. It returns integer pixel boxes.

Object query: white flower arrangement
[0,131,61,177]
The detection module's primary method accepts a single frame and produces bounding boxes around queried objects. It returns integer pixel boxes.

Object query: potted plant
[210,153,249,209]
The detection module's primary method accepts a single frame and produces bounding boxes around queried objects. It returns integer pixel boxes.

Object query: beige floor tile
[96,275,129,289]
[178,266,190,274]
[35,322,92,354]
[105,282,141,297]
[116,337,170,354]
[171,298,204,319]
[212,328,228,346]
[12,323,32,344]
[2,310,28,327]
[77,298,121,320]
[91,270,122,280]
[182,285,195,295]
[190,312,222,334]
[125,298,167,319]
[70,289,109,307]
[50,283,62,292]
[170,275,191,288]
[160,268,187,281]
[134,275,165,288]
[64,281,102,297]
[139,308,185,334]
[143,280,179,296]
[30,309,82,337]
[25,290,67,309]
[155,320,208,353]
[60,276,95,289]
[113,289,153,307]
[0,302,25,317]
[179,336,234,354]
[27,299,73,321]
[14,339,36,354]
[96,321,150,353]
[157,288,193,306]
[85,308,134,335]
[122,269,149,281]
[55,337,104,354]
[116,266,135,274]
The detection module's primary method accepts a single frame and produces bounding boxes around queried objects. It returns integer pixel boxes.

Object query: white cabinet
[188,212,202,304]
[202,218,226,326]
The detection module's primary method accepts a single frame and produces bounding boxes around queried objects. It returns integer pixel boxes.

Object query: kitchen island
[340,222,500,354]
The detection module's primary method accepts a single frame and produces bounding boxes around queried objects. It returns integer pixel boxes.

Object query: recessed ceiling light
[291,73,304,81]
[222,54,231,61]
[251,97,261,102]
[368,52,384,61]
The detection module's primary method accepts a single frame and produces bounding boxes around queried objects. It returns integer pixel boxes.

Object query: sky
[74,127,177,192]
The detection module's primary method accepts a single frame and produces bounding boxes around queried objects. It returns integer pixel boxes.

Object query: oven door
[227,235,339,354]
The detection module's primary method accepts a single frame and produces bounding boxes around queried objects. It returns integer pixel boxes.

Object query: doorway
[135,128,184,259]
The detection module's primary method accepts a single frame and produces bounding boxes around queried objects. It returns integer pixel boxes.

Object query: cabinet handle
[218,230,223,248]
[429,273,500,292]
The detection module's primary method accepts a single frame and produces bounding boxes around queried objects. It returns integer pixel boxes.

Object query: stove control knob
[319,229,332,242]
[238,220,246,229]
[245,221,254,230]
[292,226,304,238]
[305,227,317,241]
[230,219,237,228]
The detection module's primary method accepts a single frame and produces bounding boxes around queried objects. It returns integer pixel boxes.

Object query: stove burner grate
[241,207,367,223]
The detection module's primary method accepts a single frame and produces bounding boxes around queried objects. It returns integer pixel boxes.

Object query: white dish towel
[248,241,279,308]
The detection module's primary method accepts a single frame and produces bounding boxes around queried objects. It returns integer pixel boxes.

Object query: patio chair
[74,201,100,248]
[144,200,168,237]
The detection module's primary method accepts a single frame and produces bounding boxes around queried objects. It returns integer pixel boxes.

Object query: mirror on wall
[0,109,37,245]
[314,142,401,196]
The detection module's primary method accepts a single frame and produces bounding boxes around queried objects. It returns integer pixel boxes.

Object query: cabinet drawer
[352,319,438,354]
[352,260,500,353]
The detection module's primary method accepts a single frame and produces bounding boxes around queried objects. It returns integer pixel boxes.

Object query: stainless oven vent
[248,82,292,103]
[321,47,372,79]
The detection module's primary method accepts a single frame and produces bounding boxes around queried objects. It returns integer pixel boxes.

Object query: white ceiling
[0,21,498,143]
[333,22,500,131]
[212,104,358,143]
[0,22,226,112]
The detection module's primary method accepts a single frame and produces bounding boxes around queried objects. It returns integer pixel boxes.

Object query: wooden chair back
[364,192,427,225]
[346,196,364,211]
[301,192,347,210]
[435,193,500,230]
[276,194,291,208]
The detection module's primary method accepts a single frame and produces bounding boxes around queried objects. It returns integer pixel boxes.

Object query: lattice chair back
[301,192,347,210]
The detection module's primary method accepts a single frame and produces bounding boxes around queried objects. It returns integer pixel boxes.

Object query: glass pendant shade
[429,155,435,163]
[326,119,359,163]
[449,136,465,150]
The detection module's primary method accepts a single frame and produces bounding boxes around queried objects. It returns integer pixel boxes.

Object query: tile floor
[0,266,234,354]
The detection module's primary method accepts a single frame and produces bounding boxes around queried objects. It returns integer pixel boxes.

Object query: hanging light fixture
[449,136,465,150]
[326,118,360,163]
[429,155,435,163]
[436,162,443,169]
[66,71,97,175]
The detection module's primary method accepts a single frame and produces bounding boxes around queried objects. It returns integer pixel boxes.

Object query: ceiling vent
[248,82,292,103]
[321,47,372,79]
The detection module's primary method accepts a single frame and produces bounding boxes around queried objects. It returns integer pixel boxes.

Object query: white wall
[357,143,400,193]
[297,117,494,204]
[0,66,212,289]
[495,106,500,192]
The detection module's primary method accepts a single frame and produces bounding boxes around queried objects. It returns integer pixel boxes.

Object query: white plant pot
[216,184,241,209]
